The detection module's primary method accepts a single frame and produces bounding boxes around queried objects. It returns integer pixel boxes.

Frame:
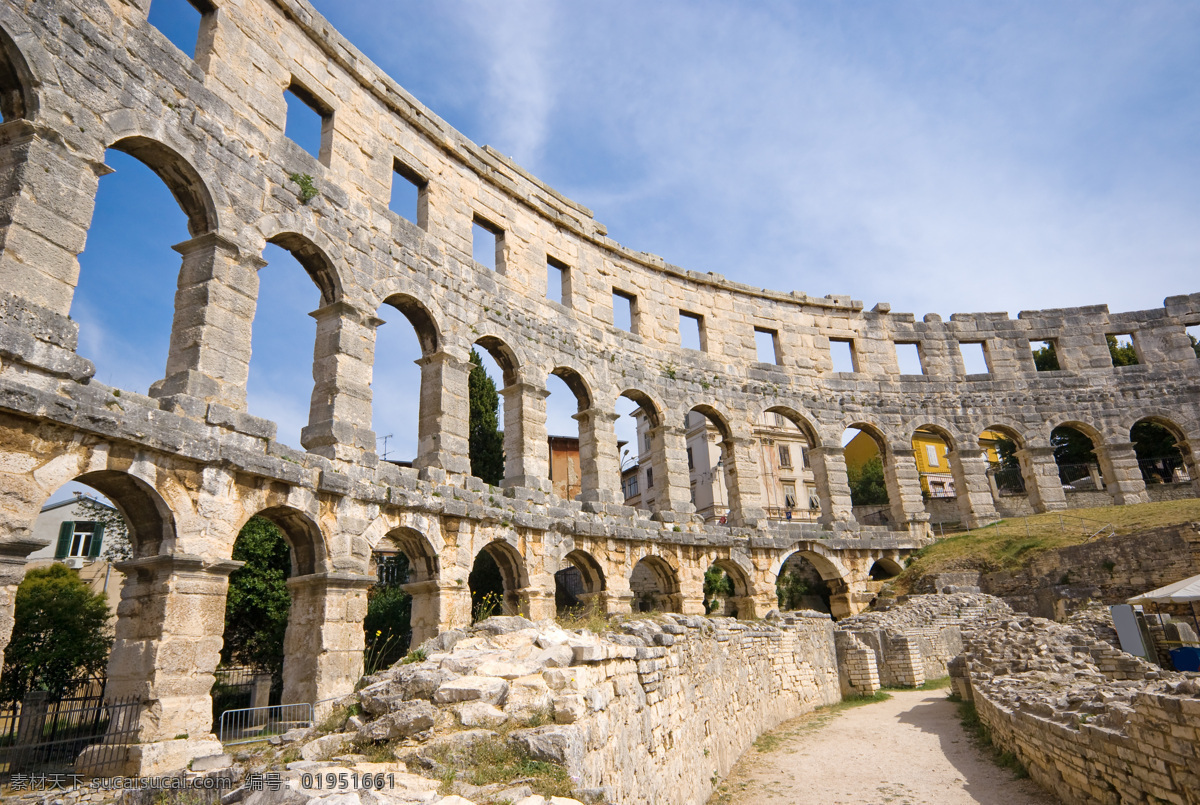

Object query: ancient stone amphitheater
[0,0,1197,778]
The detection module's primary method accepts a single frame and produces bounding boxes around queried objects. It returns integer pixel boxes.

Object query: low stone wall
[836,593,1010,686]
[1148,482,1198,502]
[271,614,840,805]
[950,615,1200,804]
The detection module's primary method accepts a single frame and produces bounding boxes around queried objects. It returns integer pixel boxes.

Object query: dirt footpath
[710,689,1056,805]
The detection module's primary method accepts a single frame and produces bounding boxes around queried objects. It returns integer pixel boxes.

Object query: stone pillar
[645,425,696,519]
[412,350,472,476]
[301,301,380,463]
[0,537,47,668]
[1094,442,1151,505]
[403,580,471,645]
[0,121,100,315]
[106,555,238,752]
[1016,447,1068,512]
[282,573,373,706]
[518,586,556,621]
[948,446,1000,528]
[721,436,766,527]
[809,446,854,525]
[882,448,929,528]
[149,234,259,410]
[500,381,551,492]
[575,408,621,506]
[678,570,706,616]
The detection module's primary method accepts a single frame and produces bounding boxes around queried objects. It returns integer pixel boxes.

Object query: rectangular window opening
[925,444,940,468]
[646,467,654,489]
[613,289,637,334]
[687,447,694,471]
[754,328,781,365]
[284,81,333,165]
[680,311,705,352]
[959,341,990,375]
[778,444,793,469]
[1107,333,1139,367]
[148,0,212,61]
[547,256,570,305]
[782,482,797,508]
[390,160,426,228]
[472,217,503,272]
[1187,325,1200,359]
[894,342,925,375]
[829,338,857,373]
[1031,339,1060,371]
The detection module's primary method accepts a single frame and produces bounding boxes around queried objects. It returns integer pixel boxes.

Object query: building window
[782,482,797,509]
[687,448,694,471]
[646,468,654,489]
[644,432,652,452]
[778,444,792,468]
[55,520,104,560]
[926,444,940,468]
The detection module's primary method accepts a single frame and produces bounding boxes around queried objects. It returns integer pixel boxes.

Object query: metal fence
[218,702,314,745]
[987,465,1027,495]
[0,681,141,781]
[1138,456,1191,484]
[1058,462,1101,488]
[764,507,820,522]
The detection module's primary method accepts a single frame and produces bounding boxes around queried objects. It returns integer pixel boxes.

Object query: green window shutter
[88,523,105,558]
[55,521,73,559]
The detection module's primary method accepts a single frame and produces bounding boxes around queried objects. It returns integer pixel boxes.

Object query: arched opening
[1051,423,1105,493]
[775,552,834,614]
[469,541,524,622]
[247,235,339,448]
[468,338,516,486]
[556,549,605,615]
[615,390,663,512]
[842,425,890,525]
[685,405,738,523]
[911,426,956,500]
[629,556,680,613]
[0,27,34,122]
[702,560,751,618]
[215,507,325,712]
[1130,418,1191,486]
[364,527,439,673]
[73,140,213,394]
[759,408,820,522]
[980,426,1026,499]
[869,558,903,581]
[547,368,591,501]
[372,294,440,466]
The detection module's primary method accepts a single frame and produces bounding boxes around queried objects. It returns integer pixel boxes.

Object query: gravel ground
[710,689,1057,805]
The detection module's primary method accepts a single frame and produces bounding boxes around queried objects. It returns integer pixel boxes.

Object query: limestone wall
[950,616,1200,804]
[345,614,840,805]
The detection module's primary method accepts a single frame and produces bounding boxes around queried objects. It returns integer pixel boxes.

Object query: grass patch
[883,676,952,693]
[957,699,1029,779]
[556,600,611,633]
[430,734,574,799]
[891,499,1200,594]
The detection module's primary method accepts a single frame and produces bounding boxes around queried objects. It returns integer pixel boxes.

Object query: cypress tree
[469,349,505,485]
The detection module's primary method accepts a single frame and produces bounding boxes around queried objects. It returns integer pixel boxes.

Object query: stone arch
[686,402,764,525]
[763,405,822,446]
[1049,419,1105,489]
[619,388,662,429]
[703,556,754,618]
[265,231,342,306]
[107,136,218,237]
[0,24,36,121]
[380,292,440,356]
[375,525,440,584]
[1129,414,1195,490]
[688,403,734,442]
[71,469,177,558]
[869,557,903,580]
[629,554,681,613]
[246,505,326,577]
[557,548,606,613]
[470,539,527,620]
[774,544,849,617]
[473,333,523,387]
[841,421,894,525]
[551,366,593,411]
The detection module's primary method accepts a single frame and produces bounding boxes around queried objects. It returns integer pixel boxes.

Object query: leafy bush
[0,564,112,700]
[221,517,291,685]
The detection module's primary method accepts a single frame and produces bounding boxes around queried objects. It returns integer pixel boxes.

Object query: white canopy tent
[1127,573,1200,605]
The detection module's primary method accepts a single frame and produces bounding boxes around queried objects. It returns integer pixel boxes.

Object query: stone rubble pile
[951,614,1200,803]
[840,592,1010,631]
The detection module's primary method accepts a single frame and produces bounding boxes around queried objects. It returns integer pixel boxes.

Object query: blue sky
[61,0,1200,494]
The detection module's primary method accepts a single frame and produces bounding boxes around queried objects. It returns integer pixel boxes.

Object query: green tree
[1107,335,1138,366]
[1050,426,1096,466]
[221,517,291,682]
[469,349,505,485]
[775,568,810,611]
[702,566,734,615]
[1032,342,1060,371]
[364,554,412,672]
[0,564,112,700]
[847,456,889,505]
